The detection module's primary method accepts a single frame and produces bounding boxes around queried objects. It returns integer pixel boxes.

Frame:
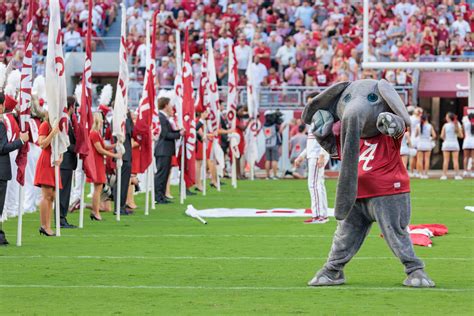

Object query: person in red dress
[34,115,61,237]
[88,113,121,221]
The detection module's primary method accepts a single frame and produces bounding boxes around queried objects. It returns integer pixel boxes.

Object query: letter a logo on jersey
[359,141,378,171]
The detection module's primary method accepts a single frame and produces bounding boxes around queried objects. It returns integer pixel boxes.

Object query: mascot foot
[403,269,435,288]
[308,269,345,286]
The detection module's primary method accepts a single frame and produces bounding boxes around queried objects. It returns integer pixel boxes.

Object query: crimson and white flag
[181,29,196,187]
[76,0,96,180]
[113,2,128,146]
[45,0,69,163]
[15,0,34,185]
[226,45,238,130]
[245,52,259,119]
[206,39,220,134]
[173,30,183,129]
[195,54,208,112]
[134,21,154,173]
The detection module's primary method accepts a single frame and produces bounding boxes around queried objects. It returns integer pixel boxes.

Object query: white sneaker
[440,176,447,180]
[454,175,463,180]
[463,171,468,177]
[421,175,429,179]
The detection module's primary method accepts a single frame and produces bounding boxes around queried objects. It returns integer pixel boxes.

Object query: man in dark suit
[59,96,78,228]
[155,97,184,204]
[0,92,29,245]
[113,111,133,215]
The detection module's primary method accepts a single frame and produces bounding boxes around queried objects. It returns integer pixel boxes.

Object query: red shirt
[204,5,221,15]
[356,134,410,198]
[254,46,271,69]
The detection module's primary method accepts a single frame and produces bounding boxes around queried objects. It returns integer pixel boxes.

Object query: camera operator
[263,110,285,179]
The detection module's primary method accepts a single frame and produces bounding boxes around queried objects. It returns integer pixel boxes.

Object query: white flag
[245,52,259,119]
[226,45,238,130]
[173,30,183,129]
[113,1,128,144]
[45,0,69,164]
[206,39,220,134]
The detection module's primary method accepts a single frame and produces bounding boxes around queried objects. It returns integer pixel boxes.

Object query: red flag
[76,0,96,179]
[15,0,34,185]
[182,29,196,186]
[134,21,154,173]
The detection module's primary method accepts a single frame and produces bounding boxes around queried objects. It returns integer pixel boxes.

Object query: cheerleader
[400,130,412,169]
[409,107,423,176]
[88,113,121,221]
[440,112,463,180]
[34,114,61,236]
[462,113,474,177]
[415,114,436,179]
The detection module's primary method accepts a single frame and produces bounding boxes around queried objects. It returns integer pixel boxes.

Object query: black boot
[0,230,9,245]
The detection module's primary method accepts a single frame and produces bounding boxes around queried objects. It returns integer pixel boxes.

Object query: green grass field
[1,179,473,315]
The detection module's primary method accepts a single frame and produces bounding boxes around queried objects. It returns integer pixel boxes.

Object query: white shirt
[136,44,147,67]
[451,20,471,38]
[234,45,252,70]
[248,62,268,86]
[63,30,82,48]
[276,45,296,66]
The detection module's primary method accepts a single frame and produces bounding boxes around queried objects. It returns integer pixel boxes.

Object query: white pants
[308,157,328,218]
[70,159,84,204]
[24,144,41,213]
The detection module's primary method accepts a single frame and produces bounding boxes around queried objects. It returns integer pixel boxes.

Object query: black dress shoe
[156,199,171,204]
[0,230,8,245]
[186,189,197,196]
[113,209,133,215]
[60,220,77,228]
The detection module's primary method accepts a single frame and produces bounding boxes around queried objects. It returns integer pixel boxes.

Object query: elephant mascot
[302,79,435,288]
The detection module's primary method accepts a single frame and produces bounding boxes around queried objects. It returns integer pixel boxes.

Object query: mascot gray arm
[309,109,339,157]
[376,112,406,138]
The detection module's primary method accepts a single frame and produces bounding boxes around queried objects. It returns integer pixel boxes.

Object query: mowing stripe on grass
[0,255,472,261]
[0,284,471,292]
[7,233,474,239]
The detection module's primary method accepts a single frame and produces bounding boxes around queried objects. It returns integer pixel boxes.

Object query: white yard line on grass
[1,255,472,261]
[0,284,471,292]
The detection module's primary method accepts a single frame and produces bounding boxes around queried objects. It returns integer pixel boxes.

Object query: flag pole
[215,139,221,192]
[78,169,85,228]
[16,186,24,246]
[202,123,207,196]
[180,139,186,204]
[54,138,61,236]
[144,164,150,216]
[232,154,237,188]
[116,152,122,221]
[151,140,155,210]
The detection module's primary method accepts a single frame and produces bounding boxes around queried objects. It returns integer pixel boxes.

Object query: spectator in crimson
[265,67,282,89]
[437,20,450,43]
[312,63,331,87]
[420,27,436,54]
[204,0,222,16]
[156,57,174,87]
[337,34,356,58]
[253,40,271,69]
[284,60,304,86]
[448,40,462,56]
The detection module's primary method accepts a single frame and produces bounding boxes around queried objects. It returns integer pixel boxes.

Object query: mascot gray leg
[308,201,372,286]
[368,193,435,287]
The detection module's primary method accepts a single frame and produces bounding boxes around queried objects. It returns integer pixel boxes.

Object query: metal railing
[127,85,413,109]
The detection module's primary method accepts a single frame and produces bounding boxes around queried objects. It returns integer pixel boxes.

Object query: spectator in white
[156,57,174,87]
[451,13,471,39]
[135,36,147,77]
[128,10,145,35]
[329,6,344,23]
[191,54,202,89]
[315,38,333,66]
[186,11,203,31]
[295,1,315,29]
[126,2,142,17]
[234,36,252,75]
[386,16,405,46]
[276,37,296,70]
[128,72,142,106]
[63,23,82,52]
[248,56,268,87]
[215,32,234,54]
[80,2,102,30]
[375,38,391,62]
[141,4,153,22]
[393,0,418,25]
[267,31,283,62]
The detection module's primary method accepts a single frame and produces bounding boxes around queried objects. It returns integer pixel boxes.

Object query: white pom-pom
[75,84,82,106]
[32,75,46,97]
[0,63,7,90]
[5,69,21,96]
[99,84,113,106]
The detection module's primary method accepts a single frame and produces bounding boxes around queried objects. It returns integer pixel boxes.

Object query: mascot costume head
[302,79,435,288]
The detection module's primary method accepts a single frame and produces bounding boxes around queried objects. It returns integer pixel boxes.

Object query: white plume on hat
[4,69,21,97]
[32,75,46,100]
[74,84,82,106]
[99,84,113,106]
[157,89,176,106]
[0,63,7,91]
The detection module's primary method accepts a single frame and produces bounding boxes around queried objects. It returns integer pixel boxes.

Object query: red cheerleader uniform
[34,121,63,189]
[131,146,141,174]
[87,130,107,184]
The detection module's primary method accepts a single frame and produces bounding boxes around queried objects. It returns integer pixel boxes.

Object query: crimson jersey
[356,134,410,198]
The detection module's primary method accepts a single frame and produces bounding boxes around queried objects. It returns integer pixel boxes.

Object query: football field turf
[1,179,473,315]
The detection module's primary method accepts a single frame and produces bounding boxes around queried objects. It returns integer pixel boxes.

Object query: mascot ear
[302,81,350,125]
[378,79,411,127]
